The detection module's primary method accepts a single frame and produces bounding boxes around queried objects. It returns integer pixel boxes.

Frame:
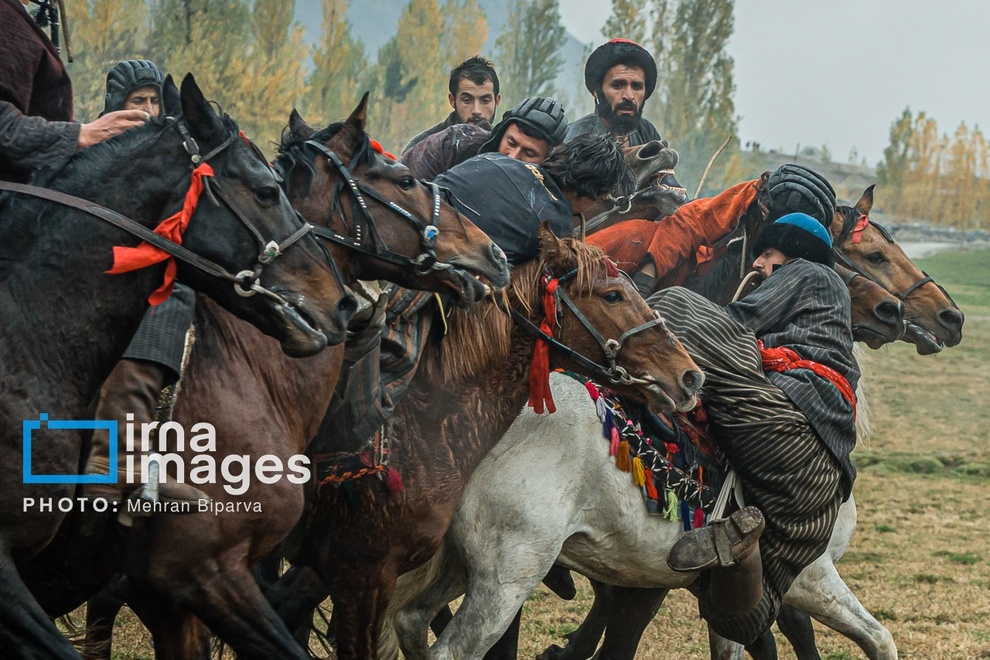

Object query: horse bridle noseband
[296,139,453,276]
[510,268,674,387]
[0,118,330,306]
[833,218,959,309]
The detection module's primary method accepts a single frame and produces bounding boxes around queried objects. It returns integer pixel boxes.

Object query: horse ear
[855,184,876,216]
[162,75,181,117]
[287,109,316,142]
[538,222,574,273]
[180,73,224,143]
[345,92,370,135]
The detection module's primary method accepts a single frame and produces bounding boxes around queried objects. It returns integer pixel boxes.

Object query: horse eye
[603,291,623,304]
[398,176,416,190]
[866,252,886,265]
[255,186,280,206]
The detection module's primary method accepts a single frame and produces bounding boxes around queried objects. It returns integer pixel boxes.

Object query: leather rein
[0,117,322,306]
[509,268,673,387]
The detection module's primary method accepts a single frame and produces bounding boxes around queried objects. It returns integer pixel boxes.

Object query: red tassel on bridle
[850,214,870,244]
[106,162,214,305]
[528,274,560,413]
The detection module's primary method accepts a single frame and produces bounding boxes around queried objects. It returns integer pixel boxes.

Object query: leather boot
[667,506,765,572]
[84,359,209,515]
[706,545,764,617]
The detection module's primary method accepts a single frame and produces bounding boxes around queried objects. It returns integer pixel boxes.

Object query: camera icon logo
[22,413,118,484]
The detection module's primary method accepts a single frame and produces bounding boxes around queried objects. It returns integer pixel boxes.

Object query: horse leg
[323,562,398,660]
[784,559,897,660]
[122,581,211,660]
[265,565,330,646]
[175,565,311,660]
[707,627,745,660]
[0,549,81,658]
[83,582,127,660]
[482,608,521,660]
[394,548,468,660]
[775,605,820,660]
[742,626,779,660]
[538,578,615,660]
[594,586,669,660]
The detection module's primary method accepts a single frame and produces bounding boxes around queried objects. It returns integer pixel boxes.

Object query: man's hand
[78,110,150,148]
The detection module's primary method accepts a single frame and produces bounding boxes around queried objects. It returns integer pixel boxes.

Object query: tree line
[877,108,989,229]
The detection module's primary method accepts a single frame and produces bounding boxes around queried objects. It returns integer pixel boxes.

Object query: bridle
[833,215,959,309]
[288,139,455,276]
[0,117,331,307]
[509,268,674,387]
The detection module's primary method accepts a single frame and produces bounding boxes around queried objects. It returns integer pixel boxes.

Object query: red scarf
[758,340,856,415]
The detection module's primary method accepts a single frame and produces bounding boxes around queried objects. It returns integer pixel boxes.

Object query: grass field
[95,247,990,659]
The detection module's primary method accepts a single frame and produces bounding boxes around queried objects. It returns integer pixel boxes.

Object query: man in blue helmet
[401,96,568,181]
[648,212,859,645]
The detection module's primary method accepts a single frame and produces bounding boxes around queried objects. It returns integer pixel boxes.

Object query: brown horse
[0,74,362,658]
[23,97,509,659]
[273,226,704,659]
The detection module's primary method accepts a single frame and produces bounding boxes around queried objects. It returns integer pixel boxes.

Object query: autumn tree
[603,0,648,44]
[494,0,566,107]
[304,0,369,126]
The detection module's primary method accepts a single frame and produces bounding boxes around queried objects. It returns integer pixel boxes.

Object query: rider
[401,96,568,181]
[650,213,859,645]
[592,164,837,295]
[330,134,634,449]
[400,56,501,155]
[82,60,205,515]
[565,38,662,148]
[100,59,165,117]
[0,0,150,182]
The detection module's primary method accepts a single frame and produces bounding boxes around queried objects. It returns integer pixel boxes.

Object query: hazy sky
[558,0,989,165]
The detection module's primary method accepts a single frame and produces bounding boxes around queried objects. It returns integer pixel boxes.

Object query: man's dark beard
[596,96,643,136]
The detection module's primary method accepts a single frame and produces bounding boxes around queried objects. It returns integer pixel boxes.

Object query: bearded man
[565,38,662,148]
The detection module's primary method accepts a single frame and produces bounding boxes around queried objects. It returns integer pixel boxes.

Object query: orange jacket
[589,179,760,288]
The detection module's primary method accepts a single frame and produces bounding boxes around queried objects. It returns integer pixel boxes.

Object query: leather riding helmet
[752,212,835,268]
[585,38,658,100]
[765,164,837,227]
[101,59,165,117]
[480,97,568,154]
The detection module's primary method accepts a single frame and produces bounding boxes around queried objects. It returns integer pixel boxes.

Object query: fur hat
[766,164,836,227]
[585,39,658,100]
[101,60,165,116]
[480,97,568,154]
[752,212,834,268]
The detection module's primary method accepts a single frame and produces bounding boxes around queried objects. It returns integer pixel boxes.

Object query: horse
[0,73,361,657]
[387,189,957,660]
[262,225,705,659]
[23,95,510,659]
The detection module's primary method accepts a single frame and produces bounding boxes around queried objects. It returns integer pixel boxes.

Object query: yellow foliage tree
[303,0,369,127]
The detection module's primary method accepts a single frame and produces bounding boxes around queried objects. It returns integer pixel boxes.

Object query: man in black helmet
[0,0,150,182]
[401,96,568,181]
[566,38,662,148]
[100,59,165,118]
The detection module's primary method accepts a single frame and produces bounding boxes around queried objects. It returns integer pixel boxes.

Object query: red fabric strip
[528,276,559,413]
[758,340,856,415]
[850,214,870,244]
[106,162,214,305]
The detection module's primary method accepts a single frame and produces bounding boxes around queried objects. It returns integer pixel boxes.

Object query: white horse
[387,370,897,660]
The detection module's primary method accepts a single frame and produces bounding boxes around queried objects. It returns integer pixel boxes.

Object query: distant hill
[291,0,594,117]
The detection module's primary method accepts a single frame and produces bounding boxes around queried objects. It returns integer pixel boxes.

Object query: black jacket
[565,113,661,148]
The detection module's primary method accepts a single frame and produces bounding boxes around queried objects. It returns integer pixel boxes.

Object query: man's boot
[84,358,208,516]
[667,506,765,572]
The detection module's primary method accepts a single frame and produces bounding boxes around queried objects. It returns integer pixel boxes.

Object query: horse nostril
[490,243,508,267]
[337,294,359,323]
[875,301,903,325]
[681,369,703,393]
[939,308,964,332]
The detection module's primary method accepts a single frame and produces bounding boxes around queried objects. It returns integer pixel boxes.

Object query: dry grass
[83,249,990,659]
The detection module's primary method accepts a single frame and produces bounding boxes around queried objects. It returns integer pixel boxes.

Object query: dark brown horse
[0,74,362,658]
[22,96,509,659]
[273,227,705,659]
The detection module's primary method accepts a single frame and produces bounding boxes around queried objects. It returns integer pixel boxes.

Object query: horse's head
[832,185,964,354]
[532,225,703,413]
[836,265,905,349]
[276,95,509,305]
[165,74,355,356]
[623,140,688,218]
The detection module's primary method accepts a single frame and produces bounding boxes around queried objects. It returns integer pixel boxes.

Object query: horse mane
[274,122,375,198]
[421,237,612,383]
[833,204,863,246]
